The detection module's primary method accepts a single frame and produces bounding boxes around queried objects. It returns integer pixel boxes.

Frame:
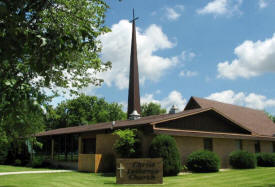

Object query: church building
[37,12,275,172]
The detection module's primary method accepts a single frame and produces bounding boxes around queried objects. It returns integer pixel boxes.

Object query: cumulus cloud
[179,70,198,77]
[259,0,267,8]
[206,90,275,110]
[98,20,178,90]
[197,0,242,17]
[141,90,187,112]
[181,51,196,61]
[165,8,181,21]
[163,5,184,21]
[217,33,275,79]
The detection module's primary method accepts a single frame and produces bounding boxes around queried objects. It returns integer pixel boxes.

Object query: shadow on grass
[98,172,116,177]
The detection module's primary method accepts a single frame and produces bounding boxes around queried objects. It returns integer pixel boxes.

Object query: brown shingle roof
[37,108,206,137]
[186,97,275,136]
[154,128,275,141]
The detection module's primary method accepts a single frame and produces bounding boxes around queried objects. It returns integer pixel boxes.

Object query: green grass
[0,166,275,187]
[0,165,52,173]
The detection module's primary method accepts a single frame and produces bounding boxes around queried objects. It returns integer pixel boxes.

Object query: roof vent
[169,105,178,114]
[129,110,140,120]
[111,121,115,130]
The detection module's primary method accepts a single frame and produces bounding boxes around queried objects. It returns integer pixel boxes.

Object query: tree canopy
[45,94,126,130]
[141,102,166,117]
[0,0,111,163]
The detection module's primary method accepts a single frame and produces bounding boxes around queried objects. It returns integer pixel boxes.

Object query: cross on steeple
[130,8,139,23]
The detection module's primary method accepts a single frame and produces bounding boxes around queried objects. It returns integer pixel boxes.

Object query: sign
[116,158,163,184]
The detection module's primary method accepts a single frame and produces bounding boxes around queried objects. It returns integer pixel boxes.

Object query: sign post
[116,158,163,184]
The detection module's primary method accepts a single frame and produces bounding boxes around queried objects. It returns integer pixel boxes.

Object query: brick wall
[213,139,235,168]
[260,141,273,153]
[174,136,203,164]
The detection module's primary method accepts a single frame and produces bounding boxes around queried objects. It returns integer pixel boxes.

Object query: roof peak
[190,96,265,113]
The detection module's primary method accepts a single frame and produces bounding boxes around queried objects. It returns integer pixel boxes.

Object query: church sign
[116,158,163,184]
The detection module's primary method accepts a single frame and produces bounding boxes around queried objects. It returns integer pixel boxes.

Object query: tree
[0,0,110,163]
[265,112,275,123]
[113,129,141,158]
[45,94,126,129]
[141,102,166,117]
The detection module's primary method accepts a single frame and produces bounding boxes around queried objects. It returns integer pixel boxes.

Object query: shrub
[229,150,256,169]
[113,129,141,158]
[256,153,275,167]
[14,159,22,166]
[149,135,181,176]
[31,156,48,168]
[186,150,220,173]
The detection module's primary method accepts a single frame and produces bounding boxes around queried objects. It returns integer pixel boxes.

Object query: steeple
[127,9,141,119]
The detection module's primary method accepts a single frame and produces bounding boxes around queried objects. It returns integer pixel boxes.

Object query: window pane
[255,141,261,153]
[83,138,96,154]
[204,138,213,151]
[236,140,243,150]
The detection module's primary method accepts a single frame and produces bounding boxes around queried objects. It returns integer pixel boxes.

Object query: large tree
[45,94,126,130]
[0,0,111,163]
[141,102,166,117]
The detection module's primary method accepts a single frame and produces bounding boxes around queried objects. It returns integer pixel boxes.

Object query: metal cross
[117,163,125,178]
[130,8,139,23]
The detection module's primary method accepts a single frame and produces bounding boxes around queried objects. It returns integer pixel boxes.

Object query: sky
[53,0,275,115]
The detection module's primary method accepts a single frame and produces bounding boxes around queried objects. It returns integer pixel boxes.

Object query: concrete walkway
[0,170,74,176]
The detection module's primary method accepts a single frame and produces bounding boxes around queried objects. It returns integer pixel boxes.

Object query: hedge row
[186,150,275,172]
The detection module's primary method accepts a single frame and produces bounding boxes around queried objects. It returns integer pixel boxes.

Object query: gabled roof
[37,97,275,139]
[185,97,275,136]
[37,108,206,137]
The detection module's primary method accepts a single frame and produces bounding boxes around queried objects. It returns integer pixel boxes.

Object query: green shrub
[256,153,275,167]
[14,159,22,166]
[113,129,141,158]
[229,150,256,169]
[31,156,47,168]
[149,135,181,176]
[186,150,220,173]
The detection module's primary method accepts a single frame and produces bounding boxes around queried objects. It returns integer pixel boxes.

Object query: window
[255,140,261,153]
[83,138,96,154]
[236,140,243,150]
[204,138,213,151]
[273,142,275,153]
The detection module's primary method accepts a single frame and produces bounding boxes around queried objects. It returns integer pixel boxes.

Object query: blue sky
[53,0,275,115]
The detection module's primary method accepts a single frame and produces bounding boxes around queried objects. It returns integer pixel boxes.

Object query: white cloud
[179,70,198,77]
[98,20,178,90]
[217,33,275,79]
[181,51,196,61]
[165,8,181,21]
[163,5,184,21]
[197,0,242,17]
[259,0,267,8]
[141,90,187,112]
[206,90,275,110]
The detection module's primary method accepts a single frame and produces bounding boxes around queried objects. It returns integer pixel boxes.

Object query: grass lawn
[0,165,53,173]
[1,166,275,187]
